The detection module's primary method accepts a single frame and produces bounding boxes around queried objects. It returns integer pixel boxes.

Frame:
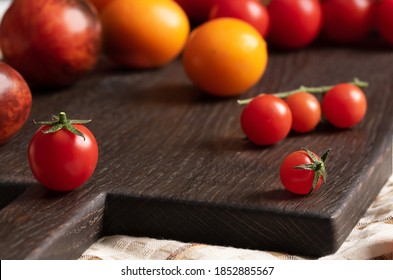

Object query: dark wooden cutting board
[1,44,392,259]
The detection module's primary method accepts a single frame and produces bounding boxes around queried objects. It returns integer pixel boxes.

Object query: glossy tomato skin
[0,62,32,145]
[174,0,216,23]
[28,124,98,191]
[183,18,268,97]
[209,0,270,38]
[322,83,367,128]
[374,0,393,46]
[321,0,373,44]
[241,95,292,145]
[100,0,190,68]
[267,0,322,49]
[285,91,321,133]
[0,0,102,88]
[280,150,323,195]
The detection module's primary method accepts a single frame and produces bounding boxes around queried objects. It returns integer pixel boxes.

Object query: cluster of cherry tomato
[239,79,368,146]
[176,0,393,49]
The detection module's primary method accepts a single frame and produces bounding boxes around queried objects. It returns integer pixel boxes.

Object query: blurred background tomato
[100,0,190,69]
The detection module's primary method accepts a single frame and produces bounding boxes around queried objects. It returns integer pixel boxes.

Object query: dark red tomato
[209,0,270,38]
[0,62,32,145]
[28,113,98,191]
[280,149,328,195]
[321,83,367,128]
[267,0,322,49]
[285,91,321,133]
[241,94,292,145]
[374,0,393,46]
[321,0,373,44]
[174,0,216,23]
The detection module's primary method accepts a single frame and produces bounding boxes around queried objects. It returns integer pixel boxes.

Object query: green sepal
[293,148,330,195]
[34,112,91,141]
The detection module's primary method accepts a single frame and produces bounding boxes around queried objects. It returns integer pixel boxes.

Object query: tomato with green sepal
[280,148,330,195]
[28,112,98,191]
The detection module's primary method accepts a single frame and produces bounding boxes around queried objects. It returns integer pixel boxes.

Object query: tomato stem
[237,78,368,105]
[34,112,91,140]
[294,148,330,195]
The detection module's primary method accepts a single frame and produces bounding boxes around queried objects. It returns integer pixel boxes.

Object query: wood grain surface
[0,43,392,259]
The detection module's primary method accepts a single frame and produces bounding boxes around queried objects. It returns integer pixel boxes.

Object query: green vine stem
[237,78,369,106]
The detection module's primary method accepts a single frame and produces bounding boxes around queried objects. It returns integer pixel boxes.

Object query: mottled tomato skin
[0,62,32,145]
[28,124,98,191]
[0,0,102,88]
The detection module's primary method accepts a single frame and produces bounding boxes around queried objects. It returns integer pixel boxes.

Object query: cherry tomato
[241,95,292,145]
[100,0,190,68]
[374,0,393,46]
[182,18,268,97]
[321,0,373,44]
[174,0,217,23]
[321,83,367,128]
[28,112,98,191]
[209,0,270,38]
[267,0,322,49]
[280,149,329,195]
[285,91,321,133]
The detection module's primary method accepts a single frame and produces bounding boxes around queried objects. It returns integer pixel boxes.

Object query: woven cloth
[80,175,393,260]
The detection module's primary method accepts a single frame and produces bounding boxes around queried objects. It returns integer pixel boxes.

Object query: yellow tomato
[100,0,190,68]
[182,18,268,97]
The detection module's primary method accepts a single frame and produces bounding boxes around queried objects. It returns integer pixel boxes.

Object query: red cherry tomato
[321,83,367,128]
[285,91,321,133]
[241,95,292,145]
[28,112,98,191]
[321,0,373,44]
[280,149,329,195]
[374,0,393,46]
[209,0,270,38]
[267,0,322,49]
[174,0,216,23]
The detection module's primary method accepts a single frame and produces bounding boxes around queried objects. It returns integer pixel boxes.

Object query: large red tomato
[267,0,322,49]
[0,62,32,145]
